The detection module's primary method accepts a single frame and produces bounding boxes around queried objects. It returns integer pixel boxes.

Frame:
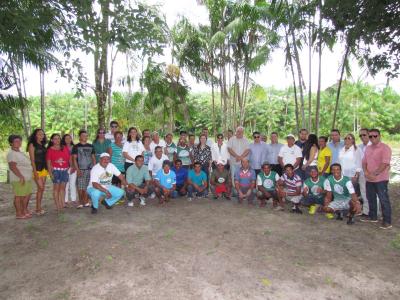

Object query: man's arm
[93,182,112,198]
[278,156,284,168]
[293,157,301,170]
[321,156,330,175]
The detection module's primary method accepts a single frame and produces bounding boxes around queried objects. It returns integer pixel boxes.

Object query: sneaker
[360,217,378,223]
[83,203,91,207]
[309,205,317,215]
[379,223,392,230]
[150,192,156,199]
[335,212,343,221]
[291,206,296,213]
[101,199,112,209]
[139,197,146,206]
[295,207,303,214]
[127,201,134,207]
[188,197,192,202]
[91,206,97,214]
[274,206,284,211]
[325,213,334,219]
[347,215,355,225]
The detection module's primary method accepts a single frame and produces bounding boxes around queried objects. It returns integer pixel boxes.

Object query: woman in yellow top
[317,136,332,177]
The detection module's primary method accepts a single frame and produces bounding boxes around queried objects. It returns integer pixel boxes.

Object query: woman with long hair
[193,134,212,181]
[142,135,153,166]
[109,131,125,187]
[27,128,48,215]
[302,134,319,178]
[339,133,361,185]
[122,127,144,171]
[62,134,76,207]
[46,133,71,212]
[93,128,111,163]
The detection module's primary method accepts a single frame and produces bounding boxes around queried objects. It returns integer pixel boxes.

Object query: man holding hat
[87,152,128,214]
[210,159,231,199]
[278,134,302,171]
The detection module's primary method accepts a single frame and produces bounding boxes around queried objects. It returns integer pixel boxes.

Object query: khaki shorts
[11,180,33,196]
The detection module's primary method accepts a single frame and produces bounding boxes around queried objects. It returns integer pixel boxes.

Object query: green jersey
[176,145,191,166]
[256,171,279,191]
[304,177,325,199]
[165,142,177,162]
[324,175,354,201]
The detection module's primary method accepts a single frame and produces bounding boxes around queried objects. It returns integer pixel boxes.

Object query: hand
[235,156,241,162]
[238,191,244,198]
[70,168,76,174]
[162,188,169,195]
[302,165,306,171]
[33,172,39,180]
[19,175,25,185]
[316,187,323,193]
[105,191,112,198]
[77,169,82,177]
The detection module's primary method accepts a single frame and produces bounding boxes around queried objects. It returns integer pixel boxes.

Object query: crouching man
[302,166,325,215]
[210,160,231,200]
[323,163,361,224]
[256,162,280,208]
[125,155,151,207]
[154,160,176,204]
[87,153,127,214]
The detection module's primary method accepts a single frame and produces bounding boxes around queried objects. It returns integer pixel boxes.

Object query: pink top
[362,142,391,182]
[46,147,71,169]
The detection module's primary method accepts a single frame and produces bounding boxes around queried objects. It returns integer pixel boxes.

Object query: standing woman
[62,134,77,207]
[93,128,111,163]
[109,131,125,186]
[46,134,71,212]
[302,134,319,178]
[339,133,362,186]
[142,135,153,166]
[27,128,48,215]
[7,135,33,219]
[122,127,145,171]
[193,134,212,181]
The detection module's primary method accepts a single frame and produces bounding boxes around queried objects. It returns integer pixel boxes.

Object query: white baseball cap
[100,153,110,158]
[286,134,295,139]
[217,159,226,165]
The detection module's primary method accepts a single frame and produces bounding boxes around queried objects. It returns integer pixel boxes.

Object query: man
[150,131,166,154]
[278,164,303,213]
[210,160,231,199]
[234,158,256,205]
[249,131,267,175]
[105,120,126,143]
[125,155,151,207]
[148,146,168,178]
[323,163,361,225]
[164,133,177,162]
[154,160,176,204]
[87,153,127,214]
[261,134,267,143]
[357,128,376,216]
[295,128,308,150]
[72,130,96,209]
[361,129,392,229]
[142,129,151,139]
[302,166,326,215]
[256,163,280,208]
[227,129,234,141]
[187,161,208,200]
[202,127,214,148]
[327,129,344,165]
[278,134,302,171]
[211,133,230,170]
[228,126,250,192]
[172,159,188,197]
[266,132,284,176]
[188,134,196,152]
[179,130,188,143]
[317,136,332,177]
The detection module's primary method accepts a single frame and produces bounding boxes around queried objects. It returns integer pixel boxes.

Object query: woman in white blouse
[339,133,362,184]
[122,127,145,171]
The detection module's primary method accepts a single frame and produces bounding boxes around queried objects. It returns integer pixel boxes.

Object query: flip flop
[35,209,46,216]
[16,215,30,219]
[76,204,83,209]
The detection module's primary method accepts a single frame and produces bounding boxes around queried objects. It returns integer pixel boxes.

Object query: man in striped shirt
[278,164,303,213]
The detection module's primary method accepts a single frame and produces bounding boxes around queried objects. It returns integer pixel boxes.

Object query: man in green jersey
[323,163,361,224]
[256,162,280,208]
[302,166,325,215]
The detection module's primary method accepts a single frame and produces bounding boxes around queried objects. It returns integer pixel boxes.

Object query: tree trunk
[315,1,323,136]
[211,55,216,138]
[332,44,350,130]
[308,14,313,131]
[107,49,118,125]
[40,69,45,130]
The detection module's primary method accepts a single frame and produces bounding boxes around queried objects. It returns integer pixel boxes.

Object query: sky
[21,0,400,97]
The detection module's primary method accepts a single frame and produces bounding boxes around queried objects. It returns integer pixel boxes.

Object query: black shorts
[112,172,125,185]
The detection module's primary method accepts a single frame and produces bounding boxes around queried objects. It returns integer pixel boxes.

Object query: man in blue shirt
[187,161,208,200]
[172,159,188,197]
[154,160,176,204]
[327,129,344,165]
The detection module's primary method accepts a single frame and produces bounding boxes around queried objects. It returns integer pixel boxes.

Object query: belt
[53,167,68,171]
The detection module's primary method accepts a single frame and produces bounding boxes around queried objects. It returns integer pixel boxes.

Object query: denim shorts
[52,169,69,184]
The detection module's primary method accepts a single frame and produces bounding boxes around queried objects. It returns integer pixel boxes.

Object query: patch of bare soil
[0,182,399,300]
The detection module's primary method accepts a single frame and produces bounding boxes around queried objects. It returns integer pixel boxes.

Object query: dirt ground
[0,182,399,300]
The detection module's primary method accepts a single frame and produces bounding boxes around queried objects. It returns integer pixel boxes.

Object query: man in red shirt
[361,129,392,229]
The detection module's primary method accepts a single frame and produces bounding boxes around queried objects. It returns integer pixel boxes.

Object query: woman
[7,135,33,219]
[62,134,76,207]
[46,133,71,212]
[193,134,212,181]
[175,137,192,169]
[122,127,144,171]
[27,128,47,215]
[142,135,153,166]
[109,131,125,186]
[339,133,361,185]
[93,128,111,163]
[302,134,319,178]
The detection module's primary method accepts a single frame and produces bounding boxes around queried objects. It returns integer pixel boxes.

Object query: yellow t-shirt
[317,147,332,174]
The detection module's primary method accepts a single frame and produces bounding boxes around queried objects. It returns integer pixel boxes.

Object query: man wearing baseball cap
[278,134,302,171]
[210,159,231,199]
[87,152,128,214]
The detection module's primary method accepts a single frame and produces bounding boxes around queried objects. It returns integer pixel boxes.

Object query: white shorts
[285,195,303,204]
[328,199,350,211]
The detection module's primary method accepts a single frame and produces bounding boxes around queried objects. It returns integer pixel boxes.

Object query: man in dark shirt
[172,159,188,197]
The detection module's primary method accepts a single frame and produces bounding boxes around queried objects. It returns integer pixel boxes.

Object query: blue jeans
[87,185,125,209]
[187,184,208,197]
[366,181,391,224]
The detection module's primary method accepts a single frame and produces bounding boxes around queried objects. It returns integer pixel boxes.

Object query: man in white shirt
[148,146,168,178]
[150,131,166,154]
[266,132,284,175]
[86,153,128,214]
[228,126,250,192]
[105,120,126,144]
[202,127,214,148]
[211,133,230,169]
[278,134,302,170]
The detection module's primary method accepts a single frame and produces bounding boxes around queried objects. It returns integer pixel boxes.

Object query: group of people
[6,121,393,229]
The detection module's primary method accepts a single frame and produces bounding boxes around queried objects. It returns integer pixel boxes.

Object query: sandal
[16,215,30,219]
[76,204,83,209]
[36,209,46,216]
[83,203,90,207]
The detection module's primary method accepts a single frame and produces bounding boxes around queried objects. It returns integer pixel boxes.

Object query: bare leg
[35,176,46,213]
[59,183,66,210]
[23,194,31,216]
[14,196,24,218]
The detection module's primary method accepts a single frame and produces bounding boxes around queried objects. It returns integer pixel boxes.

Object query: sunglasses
[99,131,106,134]
[111,125,118,128]
[217,137,223,140]
[359,134,367,137]
[344,137,353,140]
[254,136,260,138]
[369,135,379,138]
